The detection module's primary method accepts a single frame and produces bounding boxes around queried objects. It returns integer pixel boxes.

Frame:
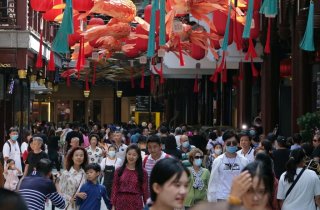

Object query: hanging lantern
[136,24,149,52]
[124,39,140,58]
[83,90,90,97]
[213,10,234,37]
[30,0,53,13]
[43,0,63,21]
[73,0,94,13]
[280,57,292,78]
[190,43,205,60]
[18,69,27,79]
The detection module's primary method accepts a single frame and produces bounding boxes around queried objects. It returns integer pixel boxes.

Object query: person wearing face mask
[2,128,22,173]
[207,130,249,202]
[185,148,210,209]
[100,145,122,210]
[206,143,223,171]
[179,135,196,167]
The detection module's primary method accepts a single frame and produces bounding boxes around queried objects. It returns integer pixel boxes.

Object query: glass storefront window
[73,100,85,124]
[93,100,101,124]
[56,100,70,125]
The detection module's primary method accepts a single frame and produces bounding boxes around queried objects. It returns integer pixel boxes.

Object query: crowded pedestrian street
[1,0,320,210]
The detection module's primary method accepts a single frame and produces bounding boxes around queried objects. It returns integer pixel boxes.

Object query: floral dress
[59,167,86,210]
[86,146,103,164]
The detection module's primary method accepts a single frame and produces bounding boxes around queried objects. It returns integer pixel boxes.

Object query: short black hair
[36,159,53,176]
[222,130,237,141]
[159,126,168,134]
[292,133,302,144]
[137,135,147,144]
[85,163,101,172]
[147,134,161,145]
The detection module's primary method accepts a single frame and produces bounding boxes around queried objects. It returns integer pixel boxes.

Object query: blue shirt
[76,181,108,210]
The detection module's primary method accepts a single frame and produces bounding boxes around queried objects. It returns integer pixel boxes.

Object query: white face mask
[108,151,116,158]
[214,149,222,155]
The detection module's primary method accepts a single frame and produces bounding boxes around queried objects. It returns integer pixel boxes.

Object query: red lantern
[30,0,53,13]
[144,4,160,32]
[43,0,63,21]
[73,0,94,13]
[280,58,292,77]
[191,43,205,60]
[135,24,148,52]
[211,35,233,50]
[89,38,103,48]
[213,10,234,37]
[88,17,104,26]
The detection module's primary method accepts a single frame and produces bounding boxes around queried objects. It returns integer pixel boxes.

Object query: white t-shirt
[208,153,249,201]
[237,147,255,163]
[115,144,127,165]
[100,157,122,171]
[2,140,22,172]
[20,142,28,154]
[277,168,320,210]
[175,135,181,147]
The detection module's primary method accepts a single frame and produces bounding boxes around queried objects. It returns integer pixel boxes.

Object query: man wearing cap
[272,136,290,179]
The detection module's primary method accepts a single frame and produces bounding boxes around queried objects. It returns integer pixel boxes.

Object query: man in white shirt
[237,131,255,163]
[2,128,22,172]
[113,131,127,165]
[208,130,249,202]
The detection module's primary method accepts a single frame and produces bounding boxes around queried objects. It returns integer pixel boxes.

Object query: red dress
[111,167,149,210]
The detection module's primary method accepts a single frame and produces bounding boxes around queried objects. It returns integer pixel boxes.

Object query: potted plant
[297,111,320,142]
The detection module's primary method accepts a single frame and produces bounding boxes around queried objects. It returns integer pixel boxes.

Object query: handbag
[285,167,306,199]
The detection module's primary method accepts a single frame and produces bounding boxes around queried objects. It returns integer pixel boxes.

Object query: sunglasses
[226,141,238,146]
[194,156,204,159]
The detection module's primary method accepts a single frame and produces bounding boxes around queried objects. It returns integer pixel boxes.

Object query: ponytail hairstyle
[284,148,306,183]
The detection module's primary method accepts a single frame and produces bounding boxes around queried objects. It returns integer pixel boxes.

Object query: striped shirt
[143,152,169,178]
[19,173,65,210]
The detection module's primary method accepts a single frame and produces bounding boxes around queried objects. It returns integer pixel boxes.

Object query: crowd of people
[1,120,320,210]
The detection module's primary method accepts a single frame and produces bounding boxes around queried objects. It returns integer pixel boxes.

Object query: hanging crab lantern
[30,0,53,13]
[73,0,94,13]
[43,0,63,21]
[124,38,139,58]
[88,17,105,48]
[190,44,206,60]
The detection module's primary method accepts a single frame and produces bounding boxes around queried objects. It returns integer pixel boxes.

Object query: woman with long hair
[277,148,320,210]
[59,147,88,210]
[144,158,190,210]
[111,144,148,210]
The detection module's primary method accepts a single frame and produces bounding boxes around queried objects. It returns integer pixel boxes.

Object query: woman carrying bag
[277,148,320,210]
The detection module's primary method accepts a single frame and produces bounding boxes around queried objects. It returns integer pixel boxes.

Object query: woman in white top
[86,134,103,164]
[100,145,122,210]
[59,147,88,210]
[277,148,320,210]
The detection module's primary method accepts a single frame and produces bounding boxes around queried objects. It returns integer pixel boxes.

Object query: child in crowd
[3,159,22,191]
[76,163,108,210]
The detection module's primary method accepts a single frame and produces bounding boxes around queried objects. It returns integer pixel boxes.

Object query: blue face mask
[226,146,238,154]
[194,158,202,167]
[182,141,190,148]
[11,135,18,141]
[108,151,116,158]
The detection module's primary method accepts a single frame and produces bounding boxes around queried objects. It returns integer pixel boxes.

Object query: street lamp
[84,90,90,98]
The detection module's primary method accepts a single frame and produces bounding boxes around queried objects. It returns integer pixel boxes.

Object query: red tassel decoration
[130,67,135,88]
[153,62,164,84]
[76,36,85,79]
[222,60,227,83]
[193,75,199,93]
[251,58,259,77]
[210,52,226,82]
[36,31,43,68]
[177,36,184,66]
[48,50,55,71]
[264,18,271,54]
[238,62,244,81]
[92,62,96,85]
[245,38,258,60]
[150,74,155,92]
[140,67,145,89]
